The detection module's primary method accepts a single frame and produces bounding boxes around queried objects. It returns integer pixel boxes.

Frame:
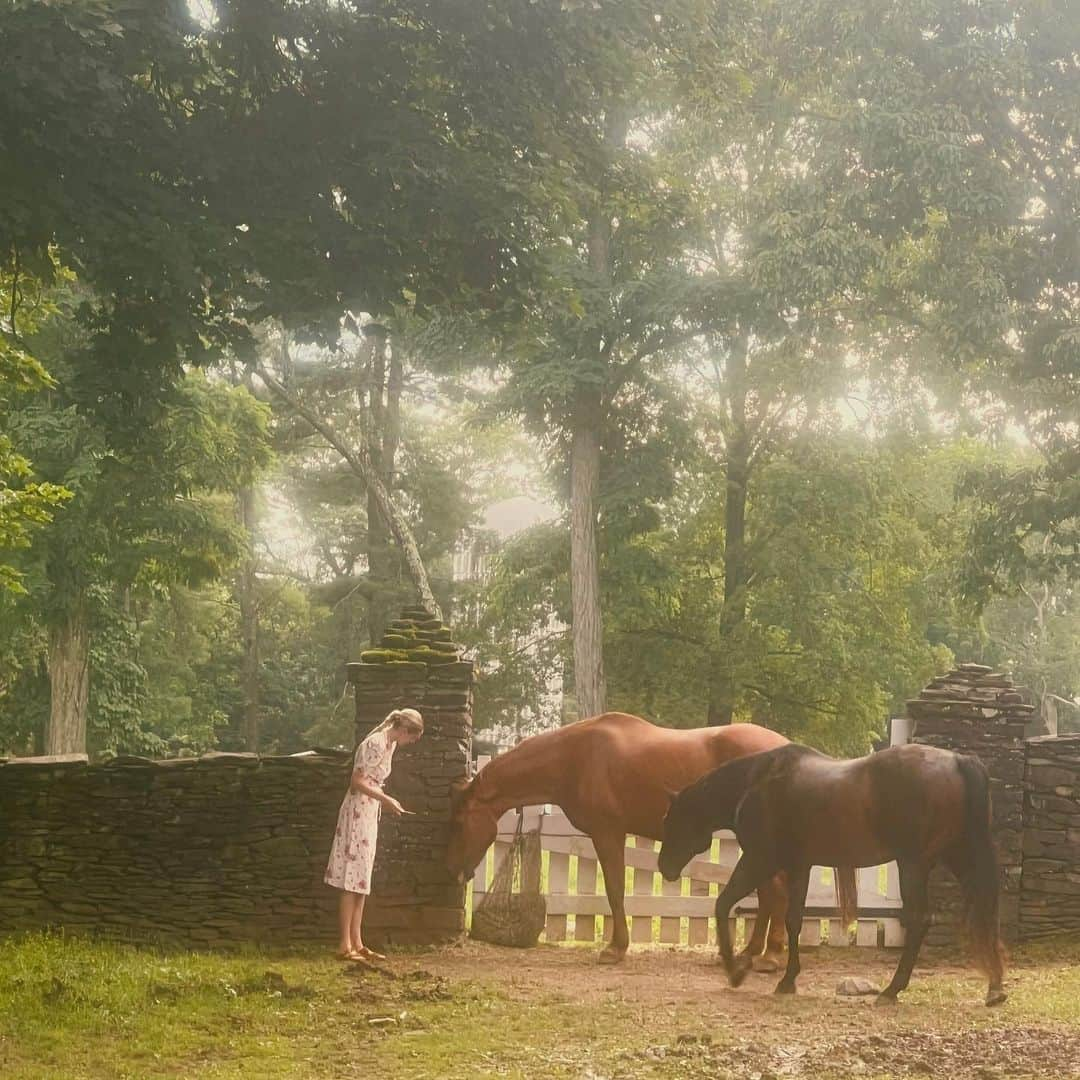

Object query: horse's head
[658,788,713,882]
[445,776,499,883]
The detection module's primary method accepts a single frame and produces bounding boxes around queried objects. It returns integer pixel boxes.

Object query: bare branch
[251,361,443,620]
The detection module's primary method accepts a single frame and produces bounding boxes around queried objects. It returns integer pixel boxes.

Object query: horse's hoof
[774,980,796,995]
[727,960,752,989]
[986,989,1007,1008]
[752,952,783,973]
[598,948,626,965]
[874,993,899,1008]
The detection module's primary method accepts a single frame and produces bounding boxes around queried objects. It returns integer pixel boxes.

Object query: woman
[325,707,423,961]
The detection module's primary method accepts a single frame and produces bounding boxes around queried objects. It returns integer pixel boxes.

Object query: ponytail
[372,707,424,736]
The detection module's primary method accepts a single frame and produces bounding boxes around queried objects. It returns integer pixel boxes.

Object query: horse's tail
[833,866,858,928]
[956,754,1006,984]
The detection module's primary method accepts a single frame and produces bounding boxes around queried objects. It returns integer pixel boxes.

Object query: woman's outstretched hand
[382,795,415,816]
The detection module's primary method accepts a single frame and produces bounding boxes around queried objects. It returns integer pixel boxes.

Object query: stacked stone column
[1020,734,1080,939]
[346,606,474,945]
[907,663,1031,945]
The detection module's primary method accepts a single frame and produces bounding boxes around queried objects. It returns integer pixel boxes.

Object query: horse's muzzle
[657,852,682,882]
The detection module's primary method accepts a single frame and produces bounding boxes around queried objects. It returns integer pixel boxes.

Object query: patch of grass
[0,934,669,1080]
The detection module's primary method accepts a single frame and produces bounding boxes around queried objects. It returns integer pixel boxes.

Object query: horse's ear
[449,777,471,810]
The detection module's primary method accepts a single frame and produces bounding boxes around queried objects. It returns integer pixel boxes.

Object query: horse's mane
[688,748,771,800]
[676,744,806,827]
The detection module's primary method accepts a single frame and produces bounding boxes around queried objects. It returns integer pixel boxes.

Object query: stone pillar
[1020,734,1080,940]
[907,663,1031,945]
[346,605,473,945]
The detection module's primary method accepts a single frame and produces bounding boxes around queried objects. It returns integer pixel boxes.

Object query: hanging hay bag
[470,816,546,948]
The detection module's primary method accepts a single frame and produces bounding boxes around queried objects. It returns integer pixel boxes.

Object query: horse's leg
[943,845,1006,1007]
[592,828,629,964]
[747,873,788,973]
[774,866,810,995]
[716,853,776,988]
[876,859,931,1007]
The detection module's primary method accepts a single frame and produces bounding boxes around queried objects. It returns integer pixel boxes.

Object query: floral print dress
[324,727,396,895]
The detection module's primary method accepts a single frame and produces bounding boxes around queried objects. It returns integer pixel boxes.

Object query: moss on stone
[359,649,409,664]
[405,647,457,666]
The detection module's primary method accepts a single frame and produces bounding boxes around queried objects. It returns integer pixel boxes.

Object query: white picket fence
[469,718,914,949]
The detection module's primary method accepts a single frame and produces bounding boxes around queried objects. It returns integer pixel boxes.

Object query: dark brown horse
[447,712,852,966]
[659,742,1007,1006]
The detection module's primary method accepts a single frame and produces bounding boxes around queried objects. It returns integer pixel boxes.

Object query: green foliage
[3,0,1078,758]
[0,260,72,593]
[0,311,272,753]
[472,434,1019,753]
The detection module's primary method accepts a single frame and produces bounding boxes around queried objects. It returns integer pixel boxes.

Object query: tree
[464,3,732,718]
[2,303,271,755]
[251,322,445,623]
[791,1,1080,588]
[475,430,992,753]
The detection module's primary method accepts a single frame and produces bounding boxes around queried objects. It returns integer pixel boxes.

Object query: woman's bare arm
[349,771,413,814]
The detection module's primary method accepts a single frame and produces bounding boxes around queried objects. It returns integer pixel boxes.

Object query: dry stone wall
[0,607,474,948]
[0,751,349,944]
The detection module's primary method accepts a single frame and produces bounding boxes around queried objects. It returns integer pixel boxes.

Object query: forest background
[2,0,1079,761]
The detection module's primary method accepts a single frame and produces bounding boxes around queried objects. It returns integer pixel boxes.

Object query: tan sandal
[357,946,386,961]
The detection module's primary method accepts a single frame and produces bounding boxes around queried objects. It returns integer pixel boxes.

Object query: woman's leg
[352,894,387,959]
[350,893,366,951]
[338,890,358,957]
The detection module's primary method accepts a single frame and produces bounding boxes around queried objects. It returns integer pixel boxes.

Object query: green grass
[0,933,670,1080]
[3,932,1080,1079]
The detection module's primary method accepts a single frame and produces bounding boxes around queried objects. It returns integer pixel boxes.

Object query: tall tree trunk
[709,335,750,726]
[570,385,606,719]
[33,657,48,755]
[238,485,260,752]
[568,107,627,721]
[46,606,90,754]
[363,324,398,644]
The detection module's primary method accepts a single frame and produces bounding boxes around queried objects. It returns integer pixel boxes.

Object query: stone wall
[1020,734,1080,939]
[0,606,474,948]
[0,751,349,945]
[908,664,1031,945]
[347,606,473,943]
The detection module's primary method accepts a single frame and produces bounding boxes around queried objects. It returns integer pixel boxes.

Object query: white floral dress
[324,728,396,895]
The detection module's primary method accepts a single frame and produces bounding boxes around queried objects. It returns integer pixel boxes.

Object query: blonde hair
[373,707,424,736]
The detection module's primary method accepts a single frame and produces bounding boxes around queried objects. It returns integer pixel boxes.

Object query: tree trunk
[363,325,398,645]
[570,386,607,719]
[238,485,260,752]
[566,107,628,720]
[33,657,48,755]
[709,335,750,726]
[46,606,90,755]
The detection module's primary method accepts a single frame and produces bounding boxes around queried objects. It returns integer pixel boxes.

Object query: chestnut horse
[448,712,849,966]
[659,742,1006,1006]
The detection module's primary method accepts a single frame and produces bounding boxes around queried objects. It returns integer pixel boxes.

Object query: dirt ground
[383,939,1080,1079]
